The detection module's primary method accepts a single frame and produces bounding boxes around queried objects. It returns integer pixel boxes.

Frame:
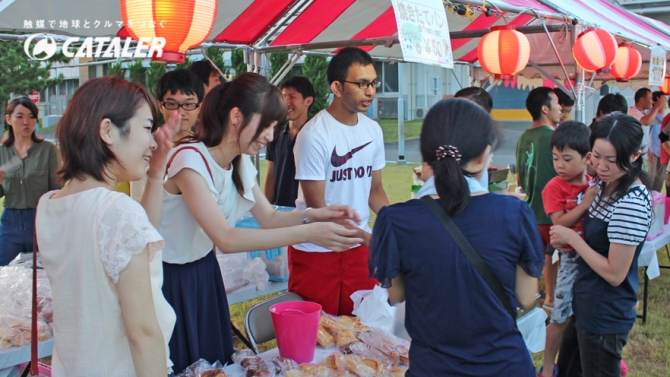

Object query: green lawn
[377,119,423,143]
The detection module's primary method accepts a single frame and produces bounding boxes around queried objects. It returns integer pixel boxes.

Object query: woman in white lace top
[35,77,179,377]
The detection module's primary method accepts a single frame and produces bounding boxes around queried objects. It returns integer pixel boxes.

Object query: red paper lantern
[662,77,670,94]
[477,25,531,80]
[121,0,217,63]
[611,43,641,82]
[572,28,618,73]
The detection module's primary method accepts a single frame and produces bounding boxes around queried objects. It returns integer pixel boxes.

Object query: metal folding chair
[244,292,303,354]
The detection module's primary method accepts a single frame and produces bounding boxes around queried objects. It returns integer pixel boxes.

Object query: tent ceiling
[0,0,668,79]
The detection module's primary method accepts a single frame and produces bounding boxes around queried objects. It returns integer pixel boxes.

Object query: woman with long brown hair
[159,72,362,372]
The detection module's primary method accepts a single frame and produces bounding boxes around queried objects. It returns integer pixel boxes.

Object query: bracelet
[302,207,313,224]
[147,174,165,184]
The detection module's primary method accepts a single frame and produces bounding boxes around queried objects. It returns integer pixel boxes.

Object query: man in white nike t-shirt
[291,47,390,316]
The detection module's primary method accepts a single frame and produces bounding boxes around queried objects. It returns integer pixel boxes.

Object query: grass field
[376,119,423,142]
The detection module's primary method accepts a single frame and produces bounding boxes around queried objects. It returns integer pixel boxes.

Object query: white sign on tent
[391,0,453,69]
[649,45,666,87]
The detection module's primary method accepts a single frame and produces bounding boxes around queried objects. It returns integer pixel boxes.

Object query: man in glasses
[292,47,390,316]
[131,69,204,201]
[156,69,204,144]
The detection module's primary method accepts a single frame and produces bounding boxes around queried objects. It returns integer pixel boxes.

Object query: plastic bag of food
[356,331,409,365]
[232,349,272,377]
[319,313,357,348]
[268,356,298,374]
[175,359,227,377]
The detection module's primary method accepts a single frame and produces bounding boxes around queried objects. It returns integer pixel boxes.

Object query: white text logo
[24,35,166,60]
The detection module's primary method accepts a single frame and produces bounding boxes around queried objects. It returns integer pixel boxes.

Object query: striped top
[585,184,652,245]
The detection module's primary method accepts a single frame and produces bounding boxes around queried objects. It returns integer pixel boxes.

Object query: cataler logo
[24,34,58,60]
[23,34,165,60]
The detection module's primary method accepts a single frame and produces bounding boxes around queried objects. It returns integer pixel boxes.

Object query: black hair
[194,73,286,195]
[280,76,315,101]
[553,88,575,107]
[4,97,43,147]
[454,87,493,113]
[327,47,374,85]
[590,113,650,206]
[634,87,651,104]
[526,87,555,121]
[551,121,590,157]
[652,90,665,103]
[156,68,205,104]
[420,98,498,216]
[187,60,218,86]
[596,93,628,118]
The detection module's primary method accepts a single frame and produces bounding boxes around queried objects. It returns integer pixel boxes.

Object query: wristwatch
[303,207,313,224]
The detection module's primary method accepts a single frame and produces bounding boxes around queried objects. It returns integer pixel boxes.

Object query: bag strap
[30,224,38,376]
[419,196,517,320]
[165,146,214,183]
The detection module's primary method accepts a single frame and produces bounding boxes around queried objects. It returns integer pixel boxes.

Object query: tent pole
[572,25,586,123]
[398,62,406,165]
[541,21,577,98]
[256,0,312,47]
[528,60,572,96]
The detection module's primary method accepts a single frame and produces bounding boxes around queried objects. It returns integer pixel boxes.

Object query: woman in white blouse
[36,77,179,377]
[159,73,362,372]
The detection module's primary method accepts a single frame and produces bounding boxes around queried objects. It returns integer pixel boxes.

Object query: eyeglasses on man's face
[160,101,200,111]
[340,80,382,90]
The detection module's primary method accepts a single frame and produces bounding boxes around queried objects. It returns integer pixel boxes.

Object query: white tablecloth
[640,223,670,280]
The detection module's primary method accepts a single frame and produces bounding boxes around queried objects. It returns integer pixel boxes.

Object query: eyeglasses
[341,80,382,90]
[160,101,200,111]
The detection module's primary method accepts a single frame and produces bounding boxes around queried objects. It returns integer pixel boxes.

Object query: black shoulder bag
[420,196,517,320]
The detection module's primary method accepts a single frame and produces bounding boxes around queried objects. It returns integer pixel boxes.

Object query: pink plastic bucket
[269,301,321,363]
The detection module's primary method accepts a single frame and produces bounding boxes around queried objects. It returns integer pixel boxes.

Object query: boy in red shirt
[539,122,598,377]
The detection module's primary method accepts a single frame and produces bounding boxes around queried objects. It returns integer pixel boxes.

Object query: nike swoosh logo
[330,141,372,167]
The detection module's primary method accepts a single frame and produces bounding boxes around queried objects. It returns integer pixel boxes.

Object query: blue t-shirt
[369,194,544,377]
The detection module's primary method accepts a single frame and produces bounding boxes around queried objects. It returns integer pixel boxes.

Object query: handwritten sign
[391,0,453,69]
[649,45,666,87]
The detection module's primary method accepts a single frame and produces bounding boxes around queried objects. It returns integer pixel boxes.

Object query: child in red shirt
[539,122,598,377]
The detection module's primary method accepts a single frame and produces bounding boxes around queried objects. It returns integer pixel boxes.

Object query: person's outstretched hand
[148,111,181,180]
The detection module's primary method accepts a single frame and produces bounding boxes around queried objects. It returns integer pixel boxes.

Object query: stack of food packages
[0,266,53,348]
[234,312,410,377]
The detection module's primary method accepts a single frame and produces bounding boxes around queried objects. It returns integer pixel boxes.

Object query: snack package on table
[175,358,227,377]
[232,349,273,377]
[0,265,54,349]
[312,312,409,376]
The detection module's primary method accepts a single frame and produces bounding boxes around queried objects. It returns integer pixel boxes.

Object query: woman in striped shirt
[550,113,652,377]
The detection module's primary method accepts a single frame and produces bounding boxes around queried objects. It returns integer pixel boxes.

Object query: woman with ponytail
[158,72,362,373]
[552,113,652,377]
[369,99,544,376]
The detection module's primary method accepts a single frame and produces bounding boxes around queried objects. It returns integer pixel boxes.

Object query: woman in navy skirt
[158,73,362,373]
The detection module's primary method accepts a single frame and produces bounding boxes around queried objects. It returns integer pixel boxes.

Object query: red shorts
[538,224,552,254]
[288,245,377,316]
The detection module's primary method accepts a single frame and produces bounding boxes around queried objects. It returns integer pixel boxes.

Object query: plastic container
[647,191,666,240]
[260,246,289,282]
[235,206,296,260]
[270,301,322,364]
[17,362,52,377]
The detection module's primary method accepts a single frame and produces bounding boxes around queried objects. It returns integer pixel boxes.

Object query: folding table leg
[636,267,649,324]
[662,245,670,269]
